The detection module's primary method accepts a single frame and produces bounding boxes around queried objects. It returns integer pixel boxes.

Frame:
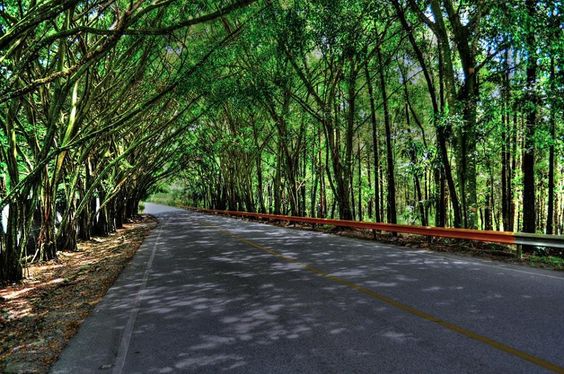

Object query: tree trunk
[501,47,513,231]
[377,46,397,224]
[522,0,537,234]
[365,60,381,222]
[1,203,23,282]
[273,148,281,215]
[435,169,446,227]
[357,140,363,221]
[256,153,266,214]
[546,55,556,234]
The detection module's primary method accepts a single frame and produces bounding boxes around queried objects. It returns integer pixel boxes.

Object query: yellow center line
[209,222,564,373]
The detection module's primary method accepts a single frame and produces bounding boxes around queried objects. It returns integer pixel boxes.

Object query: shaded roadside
[0,216,157,373]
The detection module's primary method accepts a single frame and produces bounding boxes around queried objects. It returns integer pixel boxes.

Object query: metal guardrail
[189,208,564,250]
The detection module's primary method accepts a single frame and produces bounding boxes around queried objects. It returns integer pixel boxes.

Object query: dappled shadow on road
[98,212,468,373]
[126,239,373,371]
[57,210,564,373]
[219,218,474,292]
[195,214,564,365]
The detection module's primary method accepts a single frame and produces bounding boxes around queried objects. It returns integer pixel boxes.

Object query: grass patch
[527,255,564,270]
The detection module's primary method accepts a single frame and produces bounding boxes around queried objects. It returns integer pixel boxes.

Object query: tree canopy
[1,0,563,282]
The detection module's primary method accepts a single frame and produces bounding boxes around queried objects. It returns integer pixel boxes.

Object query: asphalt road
[51,203,564,373]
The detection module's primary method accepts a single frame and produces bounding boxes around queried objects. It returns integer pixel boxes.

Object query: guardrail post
[516,244,523,259]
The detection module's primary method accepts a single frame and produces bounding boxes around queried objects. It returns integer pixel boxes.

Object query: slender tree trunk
[437,73,462,225]
[510,108,518,230]
[364,60,381,222]
[310,138,319,217]
[546,55,556,234]
[1,203,23,282]
[435,169,446,227]
[256,152,266,214]
[484,173,493,230]
[319,130,326,218]
[343,58,357,220]
[405,104,428,226]
[357,141,363,221]
[501,47,513,231]
[274,147,281,215]
[366,149,373,219]
[1,106,24,282]
[522,0,537,234]
[377,46,397,224]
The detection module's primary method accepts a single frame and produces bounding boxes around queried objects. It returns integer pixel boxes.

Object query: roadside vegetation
[0,1,253,282]
[0,216,156,373]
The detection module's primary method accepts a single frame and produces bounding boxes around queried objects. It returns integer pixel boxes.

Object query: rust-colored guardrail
[189,208,564,249]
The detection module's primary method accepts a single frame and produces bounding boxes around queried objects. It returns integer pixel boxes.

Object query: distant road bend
[52,203,564,373]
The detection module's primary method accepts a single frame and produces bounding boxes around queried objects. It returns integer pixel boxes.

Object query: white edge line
[112,220,164,374]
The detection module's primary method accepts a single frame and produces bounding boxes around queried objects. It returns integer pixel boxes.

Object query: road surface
[51,203,564,373]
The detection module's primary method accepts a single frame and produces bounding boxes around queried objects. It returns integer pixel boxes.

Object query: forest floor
[0,216,157,374]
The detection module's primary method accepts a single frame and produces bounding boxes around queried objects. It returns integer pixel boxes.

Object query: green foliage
[0,0,260,281]
[1,0,563,281]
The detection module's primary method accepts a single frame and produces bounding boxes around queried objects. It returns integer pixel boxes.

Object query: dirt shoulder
[0,216,157,373]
